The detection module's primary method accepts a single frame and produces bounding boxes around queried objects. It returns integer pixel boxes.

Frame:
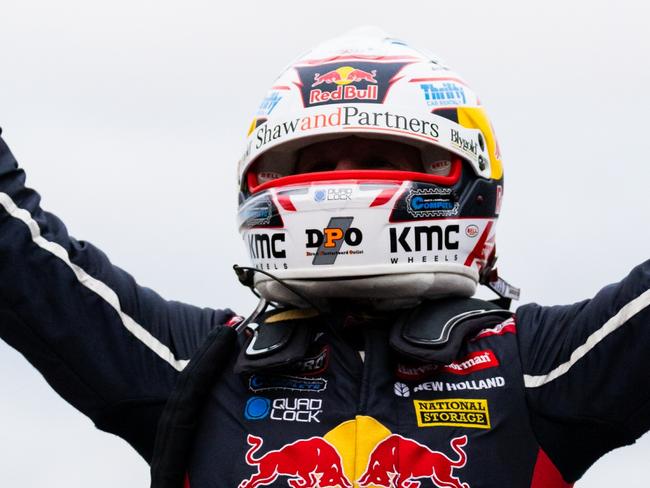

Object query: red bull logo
[239,434,353,488]
[295,62,408,108]
[312,66,378,87]
[310,66,378,105]
[357,435,470,488]
[239,417,472,488]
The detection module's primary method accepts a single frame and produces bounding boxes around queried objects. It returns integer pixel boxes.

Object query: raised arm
[0,132,234,461]
[517,261,650,482]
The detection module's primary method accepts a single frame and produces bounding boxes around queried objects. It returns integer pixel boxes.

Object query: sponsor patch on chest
[244,396,323,423]
[397,349,500,381]
[249,374,327,393]
[413,398,491,429]
[287,345,330,376]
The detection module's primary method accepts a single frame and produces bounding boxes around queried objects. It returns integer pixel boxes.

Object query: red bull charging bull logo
[312,66,378,86]
[309,66,378,105]
[357,434,469,488]
[239,434,352,488]
[294,62,410,108]
[239,416,471,488]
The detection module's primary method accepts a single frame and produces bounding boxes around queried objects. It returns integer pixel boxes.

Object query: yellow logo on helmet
[457,107,503,180]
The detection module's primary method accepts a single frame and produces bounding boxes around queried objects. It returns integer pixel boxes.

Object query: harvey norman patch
[413,398,490,429]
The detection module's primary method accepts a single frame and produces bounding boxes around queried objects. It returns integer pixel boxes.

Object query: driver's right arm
[0,133,235,461]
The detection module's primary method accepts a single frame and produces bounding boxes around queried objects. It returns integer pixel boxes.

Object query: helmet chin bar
[254,269,478,311]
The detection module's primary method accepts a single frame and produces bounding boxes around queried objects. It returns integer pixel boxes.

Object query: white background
[1,0,649,486]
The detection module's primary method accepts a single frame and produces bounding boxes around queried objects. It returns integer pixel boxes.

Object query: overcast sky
[1,0,649,486]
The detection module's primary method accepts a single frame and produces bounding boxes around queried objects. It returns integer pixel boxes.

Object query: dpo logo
[306,217,363,265]
[306,228,362,248]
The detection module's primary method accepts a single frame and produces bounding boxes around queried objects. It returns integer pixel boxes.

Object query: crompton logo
[419,82,467,107]
[390,225,459,252]
[247,233,286,259]
[413,398,491,429]
[450,129,478,157]
[406,188,459,218]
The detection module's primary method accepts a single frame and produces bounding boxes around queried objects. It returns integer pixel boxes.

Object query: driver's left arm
[517,260,650,483]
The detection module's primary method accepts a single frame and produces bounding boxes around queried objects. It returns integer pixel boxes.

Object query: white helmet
[237,28,506,308]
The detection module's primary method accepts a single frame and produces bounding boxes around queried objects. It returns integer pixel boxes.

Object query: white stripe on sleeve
[0,192,189,372]
[524,287,650,388]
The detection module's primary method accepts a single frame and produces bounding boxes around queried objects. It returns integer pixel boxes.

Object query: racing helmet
[237,28,505,308]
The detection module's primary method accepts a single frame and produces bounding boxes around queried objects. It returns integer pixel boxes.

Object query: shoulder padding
[390,297,513,364]
[234,308,320,374]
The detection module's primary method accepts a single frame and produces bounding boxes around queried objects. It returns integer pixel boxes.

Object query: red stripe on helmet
[464,221,493,267]
[248,159,462,194]
[370,188,399,207]
[276,193,296,211]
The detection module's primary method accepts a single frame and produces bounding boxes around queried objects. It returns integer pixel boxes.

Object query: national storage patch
[413,398,490,429]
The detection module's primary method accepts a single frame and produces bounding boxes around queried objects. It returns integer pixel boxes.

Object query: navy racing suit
[2,134,650,488]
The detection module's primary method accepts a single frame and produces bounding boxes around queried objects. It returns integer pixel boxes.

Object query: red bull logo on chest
[239,416,472,488]
[358,434,469,488]
[239,434,352,488]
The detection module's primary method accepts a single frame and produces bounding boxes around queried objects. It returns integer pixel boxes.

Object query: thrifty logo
[413,398,490,429]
